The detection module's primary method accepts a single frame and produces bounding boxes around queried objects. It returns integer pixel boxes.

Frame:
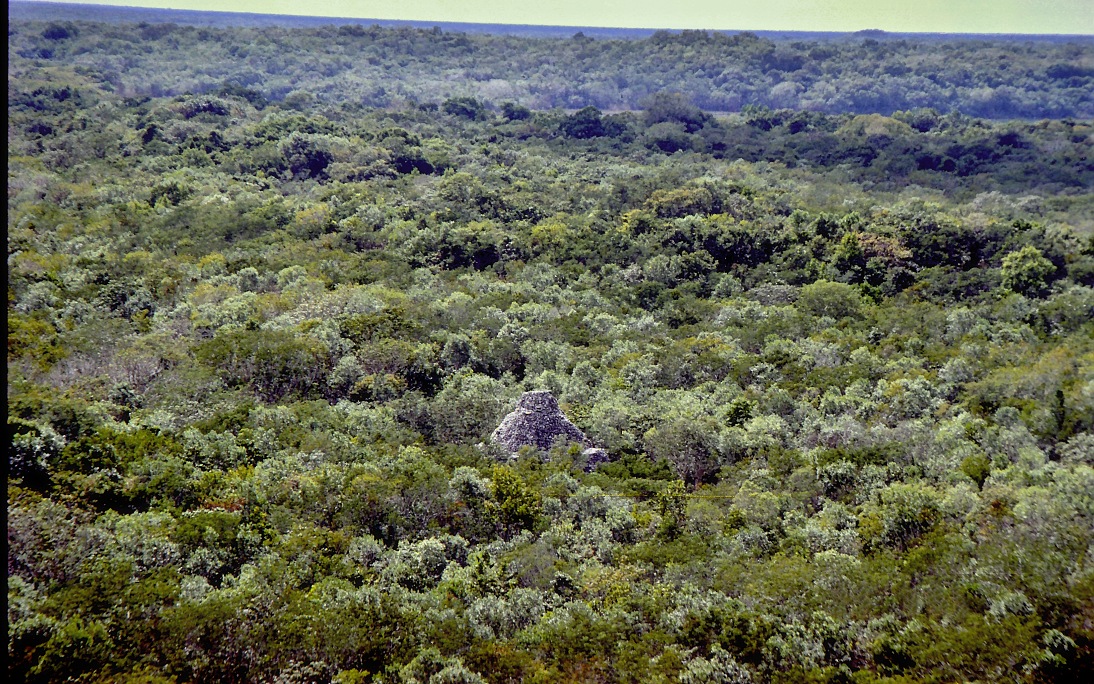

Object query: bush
[442,97,490,121]
[195,329,328,402]
[797,280,863,319]
[1001,245,1056,296]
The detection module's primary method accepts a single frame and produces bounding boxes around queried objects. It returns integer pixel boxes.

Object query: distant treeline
[8,15,1094,119]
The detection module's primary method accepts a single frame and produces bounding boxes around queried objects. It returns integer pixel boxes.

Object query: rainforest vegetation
[7,13,1094,119]
[7,14,1094,684]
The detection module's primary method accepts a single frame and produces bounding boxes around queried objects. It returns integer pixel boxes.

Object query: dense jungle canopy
[8,13,1094,684]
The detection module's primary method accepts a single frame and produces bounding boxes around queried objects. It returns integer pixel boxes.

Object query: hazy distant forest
[8,11,1094,684]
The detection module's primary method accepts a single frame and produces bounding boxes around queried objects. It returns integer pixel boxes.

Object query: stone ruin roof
[491,390,590,454]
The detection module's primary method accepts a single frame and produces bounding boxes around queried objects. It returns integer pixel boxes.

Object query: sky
[17,1,1094,34]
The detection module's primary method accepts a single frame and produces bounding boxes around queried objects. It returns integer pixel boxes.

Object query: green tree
[442,96,490,121]
[561,106,607,139]
[644,417,726,487]
[657,479,688,540]
[488,466,541,536]
[797,280,864,320]
[1001,245,1056,296]
[195,328,328,402]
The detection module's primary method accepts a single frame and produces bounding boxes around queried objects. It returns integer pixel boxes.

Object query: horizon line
[10,1,1094,38]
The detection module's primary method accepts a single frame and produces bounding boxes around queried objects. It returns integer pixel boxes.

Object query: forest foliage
[6,16,1094,118]
[8,15,1094,684]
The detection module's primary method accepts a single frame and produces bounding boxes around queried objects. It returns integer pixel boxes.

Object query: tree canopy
[8,15,1094,684]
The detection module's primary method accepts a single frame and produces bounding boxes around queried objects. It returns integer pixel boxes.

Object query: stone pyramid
[491,390,590,453]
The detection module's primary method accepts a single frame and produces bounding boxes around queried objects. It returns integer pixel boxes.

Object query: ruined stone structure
[491,390,590,453]
[580,447,611,470]
[490,391,614,472]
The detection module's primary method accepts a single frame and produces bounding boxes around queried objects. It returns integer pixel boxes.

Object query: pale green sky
[20,0,1094,34]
